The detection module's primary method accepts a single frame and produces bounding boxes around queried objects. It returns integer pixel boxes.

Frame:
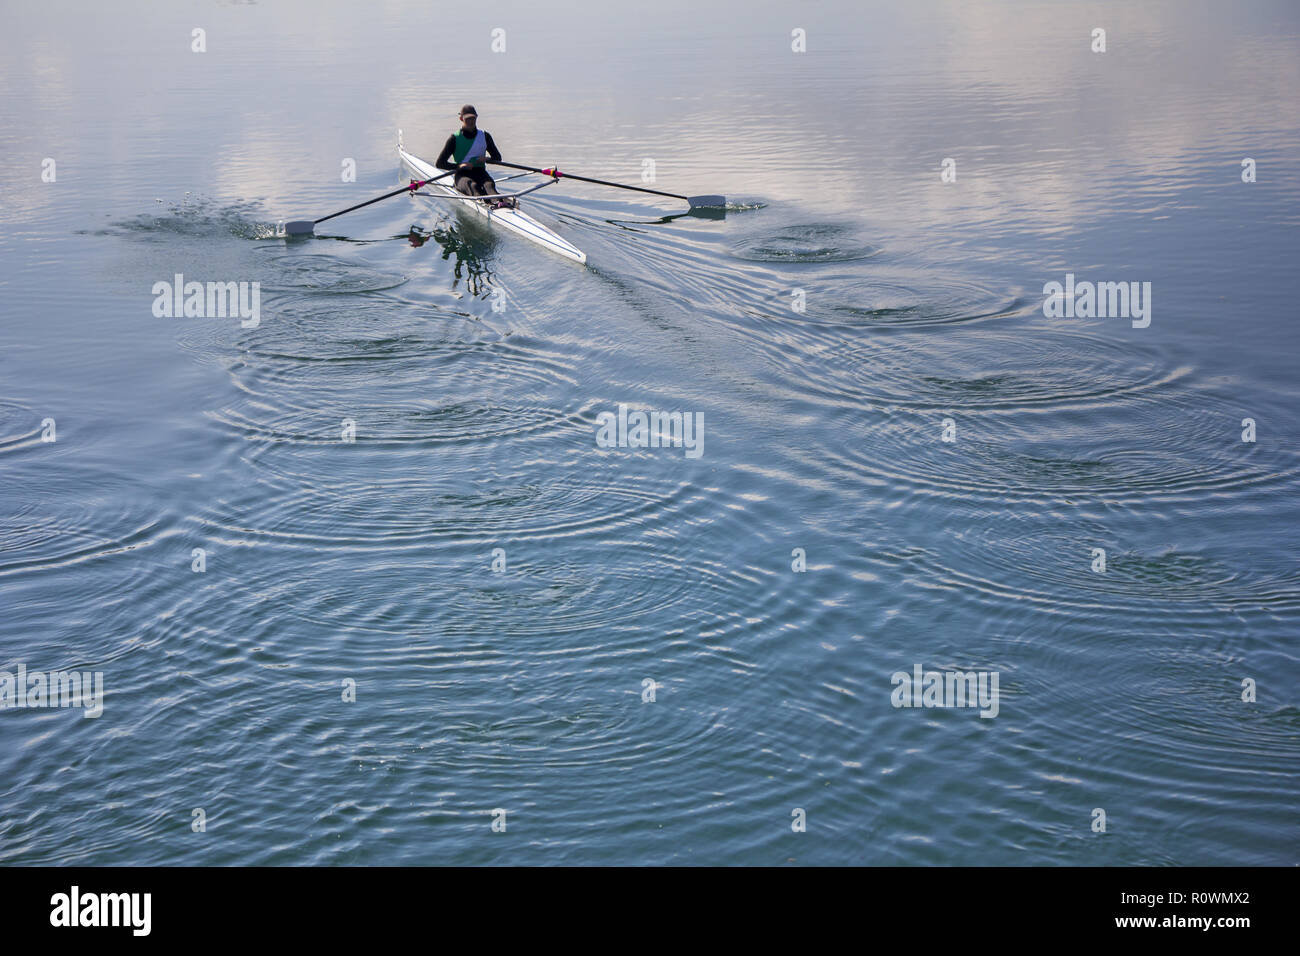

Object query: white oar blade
[688,195,726,209]
[284,220,315,236]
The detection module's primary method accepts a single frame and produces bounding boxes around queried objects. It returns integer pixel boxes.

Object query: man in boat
[434,105,516,209]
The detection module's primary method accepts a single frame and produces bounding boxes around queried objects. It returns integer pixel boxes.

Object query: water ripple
[731,223,883,263]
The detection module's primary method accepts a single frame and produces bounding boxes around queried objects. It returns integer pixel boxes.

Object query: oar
[487,161,725,209]
[283,169,457,236]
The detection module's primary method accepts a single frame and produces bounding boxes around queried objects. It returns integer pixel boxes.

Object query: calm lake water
[1,0,1297,865]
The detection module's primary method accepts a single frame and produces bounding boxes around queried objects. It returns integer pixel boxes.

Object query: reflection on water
[404,224,498,299]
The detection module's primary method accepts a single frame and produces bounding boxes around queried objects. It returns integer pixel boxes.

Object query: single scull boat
[398,130,586,264]
[281,132,724,259]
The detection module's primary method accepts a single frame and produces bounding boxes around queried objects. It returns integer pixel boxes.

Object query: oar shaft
[314,170,455,225]
[489,161,688,202]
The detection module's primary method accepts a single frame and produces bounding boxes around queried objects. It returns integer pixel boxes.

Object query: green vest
[453,130,486,167]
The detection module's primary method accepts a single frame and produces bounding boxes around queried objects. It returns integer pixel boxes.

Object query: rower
[435,105,515,209]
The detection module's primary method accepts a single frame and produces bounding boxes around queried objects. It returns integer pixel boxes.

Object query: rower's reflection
[405,223,496,300]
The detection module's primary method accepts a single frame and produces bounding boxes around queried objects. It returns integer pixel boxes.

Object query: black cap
[460,104,477,116]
